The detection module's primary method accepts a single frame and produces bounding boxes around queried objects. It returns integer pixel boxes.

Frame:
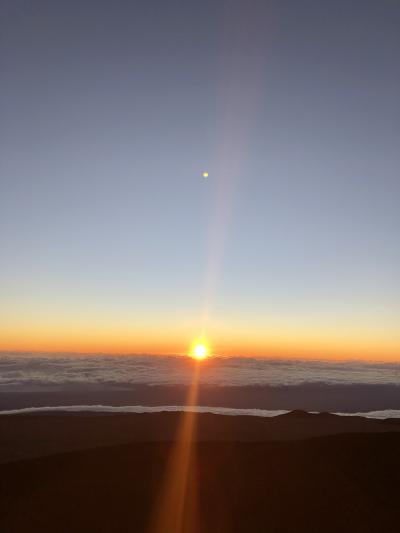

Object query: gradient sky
[1,0,399,360]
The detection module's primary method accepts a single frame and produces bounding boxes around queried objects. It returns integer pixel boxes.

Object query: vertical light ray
[150,4,269,531]
[200,0,269,335]
[150,363,200,533]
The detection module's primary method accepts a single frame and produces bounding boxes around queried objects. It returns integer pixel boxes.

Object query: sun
[190,341,209,360]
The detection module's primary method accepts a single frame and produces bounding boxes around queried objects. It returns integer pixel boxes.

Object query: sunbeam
[150,363,200,533]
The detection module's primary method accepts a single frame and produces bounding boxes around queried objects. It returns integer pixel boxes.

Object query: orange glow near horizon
[0,319,399,362]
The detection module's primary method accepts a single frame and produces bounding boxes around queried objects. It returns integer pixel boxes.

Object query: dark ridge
[315,411,339,418]
[1,411,400,464]
[1,433,399,533]
[281,409,311,418]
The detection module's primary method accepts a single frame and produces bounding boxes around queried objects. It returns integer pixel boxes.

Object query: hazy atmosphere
[1,0,399,360]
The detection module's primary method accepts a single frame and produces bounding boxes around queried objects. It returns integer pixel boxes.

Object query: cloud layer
[1,352,399,391]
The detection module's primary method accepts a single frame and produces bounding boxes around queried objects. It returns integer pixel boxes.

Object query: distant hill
[1,410,400,463]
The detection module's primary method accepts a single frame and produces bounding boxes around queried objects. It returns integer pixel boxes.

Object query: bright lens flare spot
[202,171,209,178]
[190,342,209,360]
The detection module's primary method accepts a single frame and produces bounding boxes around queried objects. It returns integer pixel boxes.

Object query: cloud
[0,352,399,391]
[336,410,400,419]
[0,404,399,420]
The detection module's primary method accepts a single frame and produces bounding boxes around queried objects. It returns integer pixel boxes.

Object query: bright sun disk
[191,342,209,360]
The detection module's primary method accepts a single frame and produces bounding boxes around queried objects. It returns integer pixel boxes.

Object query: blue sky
[1,0,399,358]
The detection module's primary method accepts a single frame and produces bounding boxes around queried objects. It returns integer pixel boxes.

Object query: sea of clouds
[1,352,399,391]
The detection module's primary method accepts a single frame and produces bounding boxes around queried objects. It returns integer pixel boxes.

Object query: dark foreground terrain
[1,412,400,532]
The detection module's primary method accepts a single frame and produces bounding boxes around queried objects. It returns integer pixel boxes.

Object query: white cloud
[0,404,399,419]
[0,352,399,390]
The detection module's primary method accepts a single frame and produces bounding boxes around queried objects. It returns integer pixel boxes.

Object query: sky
[1,0,399,360]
